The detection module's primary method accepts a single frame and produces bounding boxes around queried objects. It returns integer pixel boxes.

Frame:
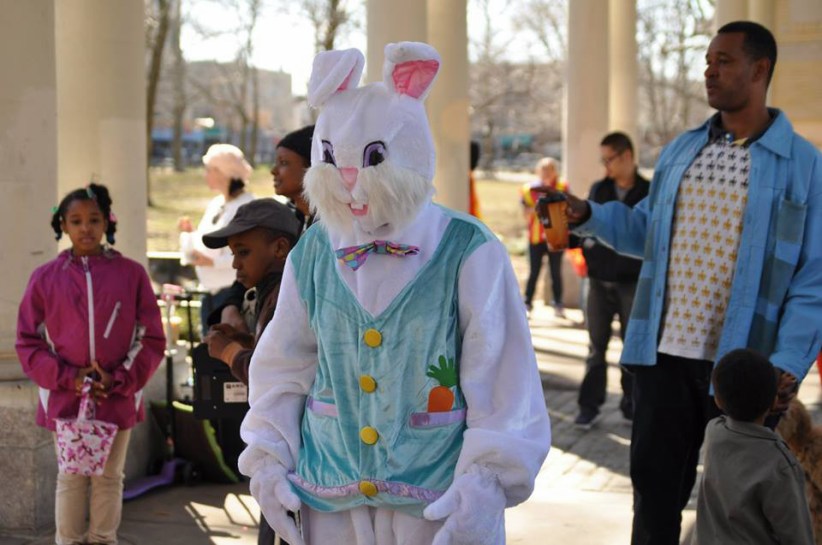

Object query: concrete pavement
[508,304,638,544]
[3,303,820,544]
[515,303,821,544]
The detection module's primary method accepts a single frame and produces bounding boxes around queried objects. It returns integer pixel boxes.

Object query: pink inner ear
[337,70,354,92]
[392,60,439,99]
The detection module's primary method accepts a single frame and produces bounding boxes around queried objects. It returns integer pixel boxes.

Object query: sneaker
[553,304,566,319]
[574,410,598,430]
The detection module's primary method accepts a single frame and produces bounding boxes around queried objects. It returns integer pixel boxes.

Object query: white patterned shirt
[658,137,750,361]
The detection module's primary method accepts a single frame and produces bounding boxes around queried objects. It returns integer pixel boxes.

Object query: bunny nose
[339,167,359,191]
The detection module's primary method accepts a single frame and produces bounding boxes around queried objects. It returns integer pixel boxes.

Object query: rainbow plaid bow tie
[335,240,420,271]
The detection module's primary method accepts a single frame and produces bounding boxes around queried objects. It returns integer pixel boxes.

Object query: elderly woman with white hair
[179,143,255,333]
[521,156,567,318]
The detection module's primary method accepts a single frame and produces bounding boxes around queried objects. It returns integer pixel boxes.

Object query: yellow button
[359,481,378,497]
[360,426,379,445]
[363,328,382,347]
[359,375,377,392]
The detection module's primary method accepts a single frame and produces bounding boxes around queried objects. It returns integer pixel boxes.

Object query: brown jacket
[222,274,281,385]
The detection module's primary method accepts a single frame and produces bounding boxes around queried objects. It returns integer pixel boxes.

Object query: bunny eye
[362,141,387,168]
[321,140,337,166]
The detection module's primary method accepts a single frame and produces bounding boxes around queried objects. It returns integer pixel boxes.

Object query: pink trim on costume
[409,408,466,428]
[288,473,445,503]
[306,396,339,418]
[338,70,354,92]
[392,60,439,99]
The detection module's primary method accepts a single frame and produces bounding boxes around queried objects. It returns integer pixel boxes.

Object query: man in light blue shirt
[557,21,822,545]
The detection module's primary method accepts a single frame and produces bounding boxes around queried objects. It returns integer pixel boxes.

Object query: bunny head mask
[304,42,441,238]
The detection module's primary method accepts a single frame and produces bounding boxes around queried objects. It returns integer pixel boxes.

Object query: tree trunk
[171,0,185,172]
[238,56,249,153]
[239,114,248,154]
[146,0,172,206]
[249,66,259,167]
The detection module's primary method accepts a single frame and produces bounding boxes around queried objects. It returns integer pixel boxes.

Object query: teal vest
[288,209,493,517]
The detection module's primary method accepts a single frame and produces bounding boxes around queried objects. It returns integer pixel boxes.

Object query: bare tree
[237,0,262,163]
[170,0,186,171]
[514,0,713,164]
[145,0,173,205]
[300,0,355,52]
[186,0,263,164]
[513,0,567,61]
[470,0,555,172]
[287,0,359,123]
[636,0,713,160]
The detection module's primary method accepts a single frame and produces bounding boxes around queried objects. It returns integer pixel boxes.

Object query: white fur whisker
[304,163,355,235]
[304,160,432,238]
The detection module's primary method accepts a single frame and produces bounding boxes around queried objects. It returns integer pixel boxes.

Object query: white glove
[423,465,507,545]
[249,463,305,545]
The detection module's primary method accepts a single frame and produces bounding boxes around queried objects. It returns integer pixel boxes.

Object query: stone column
[51,0,155,522]
[427,0,470,212]
[55,0,148,265]
[563,1,609,195]
[748,0,775,26]
[767,2,822,147]
[714,0,748,30]
[748,0,778,103]
[608,0,639,152]
[0,1,59,533]
[366,0,427,83]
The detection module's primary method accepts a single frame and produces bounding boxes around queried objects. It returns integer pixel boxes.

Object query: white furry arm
[238,257,319,477]
[454,240,551,506]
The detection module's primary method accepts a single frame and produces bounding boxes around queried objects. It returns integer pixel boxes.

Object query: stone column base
[0,381,57,535]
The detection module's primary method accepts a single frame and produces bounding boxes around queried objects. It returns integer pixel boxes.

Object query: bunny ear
[307,48,365,108]
[383,42,441,101]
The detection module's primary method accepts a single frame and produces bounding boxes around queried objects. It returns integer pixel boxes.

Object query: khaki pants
[54,429,131,545]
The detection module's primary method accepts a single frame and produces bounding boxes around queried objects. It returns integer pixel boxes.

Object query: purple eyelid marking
[362,141,387,168]
[322,140,336,166]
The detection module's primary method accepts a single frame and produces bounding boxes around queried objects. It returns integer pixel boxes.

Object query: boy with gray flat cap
[202,198,301,384]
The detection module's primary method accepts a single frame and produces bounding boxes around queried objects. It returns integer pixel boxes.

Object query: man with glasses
[553,21,821,544]
[574,132,649,430]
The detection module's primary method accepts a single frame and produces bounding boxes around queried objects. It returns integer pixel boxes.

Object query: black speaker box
[192,343,249,420]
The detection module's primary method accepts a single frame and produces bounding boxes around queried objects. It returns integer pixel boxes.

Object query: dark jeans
[629,353,721,545]
[524,243,563,306]
[578,279,637,414]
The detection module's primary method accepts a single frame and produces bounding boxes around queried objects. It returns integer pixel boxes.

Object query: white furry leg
[374,507,443,545]
[301,506,443,545]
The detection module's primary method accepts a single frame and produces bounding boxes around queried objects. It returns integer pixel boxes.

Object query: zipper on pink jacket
[82,256,96,362]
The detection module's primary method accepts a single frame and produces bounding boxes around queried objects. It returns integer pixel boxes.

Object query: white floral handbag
[55,377,118,476]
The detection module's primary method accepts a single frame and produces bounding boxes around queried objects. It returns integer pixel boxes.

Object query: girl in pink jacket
[16,183,164,545]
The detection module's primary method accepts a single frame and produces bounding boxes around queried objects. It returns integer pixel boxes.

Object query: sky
[182,1,364,96]
[180,0,519,96]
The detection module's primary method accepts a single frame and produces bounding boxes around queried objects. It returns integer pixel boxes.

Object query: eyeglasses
[600,150,624,166]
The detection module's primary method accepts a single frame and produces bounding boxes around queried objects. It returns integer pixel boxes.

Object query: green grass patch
[147,166,278,252]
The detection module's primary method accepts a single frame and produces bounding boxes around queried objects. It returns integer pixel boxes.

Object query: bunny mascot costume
[239,42,551,545]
